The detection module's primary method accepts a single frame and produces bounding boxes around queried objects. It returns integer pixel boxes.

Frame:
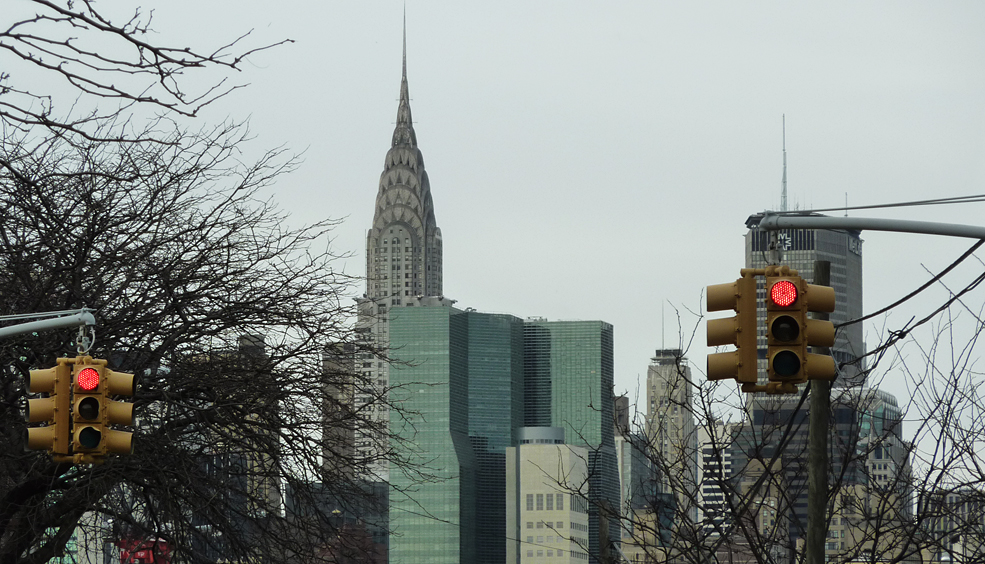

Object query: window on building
[527,494,534,511]
[537,521,544,529]
[537,536,543,543]
[526,550,533,557]
[557,493,564,510]
[527,522,533,529]
[527,536,533,544]
[546,495,554,511]
[536,494,544,510]
[557,522,564,528]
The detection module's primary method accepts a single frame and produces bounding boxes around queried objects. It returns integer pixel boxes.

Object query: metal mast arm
[756,213,985,240]
[0,310,96,339]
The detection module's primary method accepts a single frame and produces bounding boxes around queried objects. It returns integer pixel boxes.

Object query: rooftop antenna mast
[781,114,788,212]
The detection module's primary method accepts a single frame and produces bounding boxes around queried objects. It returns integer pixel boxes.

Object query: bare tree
[0,4,407,563]
[0,121,407,564]
[1,0,289,145]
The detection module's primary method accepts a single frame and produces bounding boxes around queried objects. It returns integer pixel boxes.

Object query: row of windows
[525,535,565,545]
[526,521,565,529]
[526,493,565,511]
[525,549,564,558]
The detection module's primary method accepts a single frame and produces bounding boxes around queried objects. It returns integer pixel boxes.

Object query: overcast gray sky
[85,2,985,401]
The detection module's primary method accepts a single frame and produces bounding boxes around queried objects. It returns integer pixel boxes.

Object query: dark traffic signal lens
[77,397,100,420]
[772,350,801,377]
[77,427,101,449]
[770,315,800,342]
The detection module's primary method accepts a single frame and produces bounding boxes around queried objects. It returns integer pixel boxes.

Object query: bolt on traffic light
[72,357,136,460]
[765,270,837,392]
[25,358,73,455]
[707,271,758,388]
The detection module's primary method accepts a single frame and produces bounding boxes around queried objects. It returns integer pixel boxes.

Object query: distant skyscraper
[387,308,618,564]
[364,31,442,308]
[355,25,443,479]
[387,301,477,564]
[646,349,698,525]
[696,420,735,536]
[524,319,620,560]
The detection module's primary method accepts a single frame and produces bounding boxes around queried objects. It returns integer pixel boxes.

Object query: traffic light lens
[772,350,801,377]
[77,368,99,391]
[78,397,100,420]
[78,426,101,449]
[770,280,798,307]
[770,315,800,342]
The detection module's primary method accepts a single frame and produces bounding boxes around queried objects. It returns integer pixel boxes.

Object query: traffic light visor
[770,280,798,307]
[77,368,99,391]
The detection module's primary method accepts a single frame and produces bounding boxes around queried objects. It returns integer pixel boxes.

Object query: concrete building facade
[506,427,592,564]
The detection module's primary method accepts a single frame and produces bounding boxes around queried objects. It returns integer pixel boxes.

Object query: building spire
[393,7,415,148]
[781,114,788,212]
[402,6,407,83]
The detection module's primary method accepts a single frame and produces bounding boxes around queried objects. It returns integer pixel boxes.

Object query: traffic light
[765,271,837,391]
[707,271,758,387]
[25,358,73,455]
[72,357,136,459]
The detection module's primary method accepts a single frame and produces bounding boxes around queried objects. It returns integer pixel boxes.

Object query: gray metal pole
[0,311,96,339]
[806,261,831,564]
[756,214,985,240]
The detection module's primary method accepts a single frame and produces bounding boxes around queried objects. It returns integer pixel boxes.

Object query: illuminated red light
[76,367,100,391]
[770,280,799,308]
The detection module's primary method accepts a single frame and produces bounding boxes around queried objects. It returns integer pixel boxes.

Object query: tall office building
[355,26,443,479]
[387,301,526,564]
[524,319,620,561]
[696,420,735,536]
[646,349,698,525]
[387,302,477,564]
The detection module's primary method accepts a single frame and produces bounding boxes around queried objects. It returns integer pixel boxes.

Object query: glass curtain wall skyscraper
[524,320,620,561]
[388,302,526,564]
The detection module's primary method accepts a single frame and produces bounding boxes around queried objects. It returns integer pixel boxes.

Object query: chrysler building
[354,25,443,479]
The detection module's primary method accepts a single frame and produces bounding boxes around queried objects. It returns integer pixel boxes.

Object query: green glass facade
[465,312,525,564]
[389,306,476,564]
[524,320,620,562]
[389,310,616,564]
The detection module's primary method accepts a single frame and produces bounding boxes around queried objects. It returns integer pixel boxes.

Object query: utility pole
[805,261,831,564]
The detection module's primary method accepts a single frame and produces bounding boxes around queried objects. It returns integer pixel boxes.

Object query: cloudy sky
[26,2,985,402]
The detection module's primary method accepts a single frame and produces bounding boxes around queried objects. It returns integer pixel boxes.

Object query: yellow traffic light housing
[26,358,73,455]
[707,270,758,390]
[803,281,837,381]
[764,266,838,393]
[71,357,136,463]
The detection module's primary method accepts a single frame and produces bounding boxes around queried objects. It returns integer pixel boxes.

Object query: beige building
[506,427,592,564]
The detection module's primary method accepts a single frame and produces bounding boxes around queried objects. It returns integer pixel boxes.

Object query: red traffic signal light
[770,279,798,308]
[76,367,100,391]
